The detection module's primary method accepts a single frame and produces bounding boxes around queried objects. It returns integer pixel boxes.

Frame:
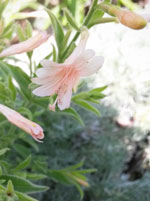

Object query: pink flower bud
[0,104,44,142]
[0,31,50,58]
[114,10,147,30]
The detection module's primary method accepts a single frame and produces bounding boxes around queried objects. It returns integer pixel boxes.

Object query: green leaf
[72,92,89,101]
[46,9,64,51]
[13,144,31,158]
[47,170,72,185]
[13,155,31,172]
[88,8,104,28]
[0,167,2,176]
[59,107,84,126]
[16,192,38,201]
[73,99,100,116]
[0,61,32,100]
[0,82,11,102]
[89,86,107,93]
[63,41,76,60]
[52,44,57,62]
[0,174,49,194]
[62,161,84,171]
[24,20,32,38]
[0,148,10,156]
[72,181,84,200]
[62,29,72,51]
[8,76,16,101]
[18,107,33,120]
[6,180,15,196]
[26,173,47,181]
[0,0,9,18]
[15,24,26,42]
[20,137,39,152]
[63,8,80,31]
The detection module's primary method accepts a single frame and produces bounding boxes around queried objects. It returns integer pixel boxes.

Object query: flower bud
[99,3,147,29]
[114,10,147,29]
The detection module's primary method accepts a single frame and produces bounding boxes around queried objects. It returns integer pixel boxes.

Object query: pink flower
[0,31,49,58]
[0,104,44,142]
[32,31,104,111]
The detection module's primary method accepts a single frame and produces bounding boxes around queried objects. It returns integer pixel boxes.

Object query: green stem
[29,56,32,77]
[87,17,118,28]
[60,0,98,61]
[82,0,98,26]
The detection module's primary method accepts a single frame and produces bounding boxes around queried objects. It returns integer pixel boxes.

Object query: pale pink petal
[32,72,64,85]
[0,32,49,58]
[58,86,73,110]
[65,30,89,63]
[32,84,58,97]
[79,56,104,77]
[35,61,68,78]
[73,49,95,68]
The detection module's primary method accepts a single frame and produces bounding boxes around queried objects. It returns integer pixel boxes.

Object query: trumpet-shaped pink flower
[32,31,104,111]
[0,104,44,142]
[0,31,49,58]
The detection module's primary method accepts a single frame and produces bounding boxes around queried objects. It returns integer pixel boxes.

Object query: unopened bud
[74,177,89,187]
[99,3,147,29]
[114,10,147,29]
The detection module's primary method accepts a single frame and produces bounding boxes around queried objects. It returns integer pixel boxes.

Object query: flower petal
[74,49,95,68]
[79,56,104,77]
[65,30,89,63]
[58,86,73,110]
[32,84,58,97]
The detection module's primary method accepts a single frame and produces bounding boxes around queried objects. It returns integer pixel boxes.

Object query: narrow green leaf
[62,161,84,171]
[63,41,76,60]
[0,148,10,156]
[13,155,31,172]
[72,180,84,200]
[63,8,80,31]
[26,173,47,181]
[8,76,16,101]
[15,191,38,201]
[46,9,64,51]
[13,144,30,158]
[72,92,89,101]
[89,86,107,93]
[74,169,97,174]
[0,174,49,194]
[73,99,100,116]
[15,24,26,42]
[20,137,39,152]
[52,44,57,62]
[61,29,72,52]
[88,8,104,28]
[0,167,2,176]
[48,170,72,185]
[18,107,33,120]
[59,107,84,126]
[0,61,32,100]
[24,20,32,38]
